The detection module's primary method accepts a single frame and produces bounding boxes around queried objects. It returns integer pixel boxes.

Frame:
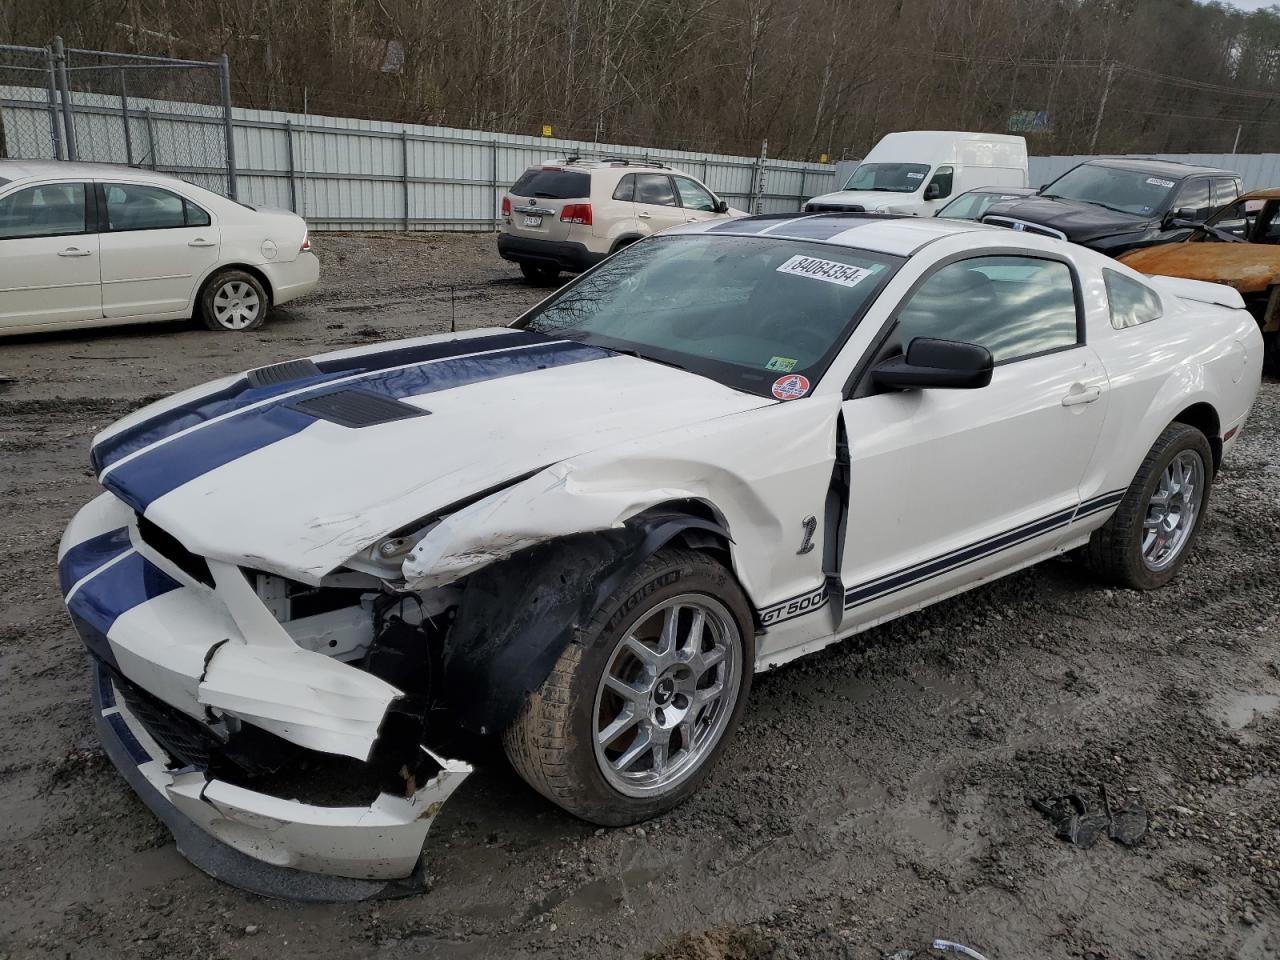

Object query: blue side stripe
[57,526,131,596]
[90,330,549,472]
[101,338,610,513]
[66,551,181,640]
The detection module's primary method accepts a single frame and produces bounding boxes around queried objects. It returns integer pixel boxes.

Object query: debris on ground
[1032,786,1149,848]
[932,941,992,960]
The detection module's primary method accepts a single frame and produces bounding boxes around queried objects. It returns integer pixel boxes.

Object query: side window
[674,177,717,212]
[1212,178,1239,208]
[926,165,954,199]
[1173,178,1212,221]
[184,199,211,227]
[0,183,87,239]
[1104,270,1162,329]
[612,174,635,202]
[104,183,187,231]
[894,256,1079,363]
[635,174,677,206]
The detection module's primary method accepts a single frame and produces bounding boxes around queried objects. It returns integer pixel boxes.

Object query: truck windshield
[1041,164,1177,216]
[517,235,901,398]
[842,162,931,193]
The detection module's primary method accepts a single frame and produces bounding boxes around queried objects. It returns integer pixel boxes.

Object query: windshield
[938,191,1024,220]
[516,235,900,397]
[842,162,931,193]
[1041,164,1177,216]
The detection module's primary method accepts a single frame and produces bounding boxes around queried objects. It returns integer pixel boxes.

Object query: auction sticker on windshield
[772,374,810,401]
[1145,177,1176,189]
[776,255,872,289]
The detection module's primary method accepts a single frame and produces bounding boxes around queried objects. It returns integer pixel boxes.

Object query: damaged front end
[59,481,723,900]
[61,493,478,901]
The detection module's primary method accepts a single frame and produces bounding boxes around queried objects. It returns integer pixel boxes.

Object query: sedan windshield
[517,235,900,397]
[842,162,931,193]
[1041,164,1177,216]
[938,190,1027,221]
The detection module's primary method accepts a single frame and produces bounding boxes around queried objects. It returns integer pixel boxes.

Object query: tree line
[5,0,1280,160]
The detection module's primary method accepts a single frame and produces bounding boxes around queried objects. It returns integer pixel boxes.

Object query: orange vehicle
[1120,189,1280,372]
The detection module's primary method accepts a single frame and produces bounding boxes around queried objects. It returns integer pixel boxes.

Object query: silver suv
[497,157,743,284]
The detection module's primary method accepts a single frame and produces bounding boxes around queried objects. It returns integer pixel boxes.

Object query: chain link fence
[0,38,237,197]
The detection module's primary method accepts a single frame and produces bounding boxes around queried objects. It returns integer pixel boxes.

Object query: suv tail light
[560,203,592,226]
[501,196,512,217]
[300,232,311,252]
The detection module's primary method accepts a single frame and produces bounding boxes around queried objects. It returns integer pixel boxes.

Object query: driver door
[838,254,1108,628]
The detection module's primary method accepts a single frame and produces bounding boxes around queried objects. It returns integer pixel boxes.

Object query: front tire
[503,549,755,826]
[1083,422,1213,590]
[519,262,561,286]
[200,269,268,332]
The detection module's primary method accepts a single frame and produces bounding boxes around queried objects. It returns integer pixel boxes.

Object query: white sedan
[58,213,1260,898]
[0,160,318,335]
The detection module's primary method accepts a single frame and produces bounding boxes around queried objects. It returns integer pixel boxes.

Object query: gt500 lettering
[758,585,829,626]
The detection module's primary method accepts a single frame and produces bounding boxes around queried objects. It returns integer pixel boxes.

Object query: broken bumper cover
[90,660,468,900]
[61,495,472,899]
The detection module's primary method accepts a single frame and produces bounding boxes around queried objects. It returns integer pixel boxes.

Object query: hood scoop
[246,358,323,388]
[290,389,429,428]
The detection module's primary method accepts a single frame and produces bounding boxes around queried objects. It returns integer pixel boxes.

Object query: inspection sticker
[907,171,925,178]
[766,355,798,372]
[1145,177,1175,189]
[772,374,811,401]
[776,255,872,289]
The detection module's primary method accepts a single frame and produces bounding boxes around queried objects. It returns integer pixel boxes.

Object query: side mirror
[923,183,941,201]
[714,199,729,214]
[1166,207,1201,228]
[871,337,994,391]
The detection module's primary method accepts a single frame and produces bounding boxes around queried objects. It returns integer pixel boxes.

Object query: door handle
[58,247,92,257]
[1061,385,1103,406]
[188,238,216,247]
[637,211,652,219]
[685,217,698,223]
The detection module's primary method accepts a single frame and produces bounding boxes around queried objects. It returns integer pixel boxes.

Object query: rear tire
[1083,422,1213,590]
[199,269,268,332]
[519,262,561,286]
[503,548,755,826]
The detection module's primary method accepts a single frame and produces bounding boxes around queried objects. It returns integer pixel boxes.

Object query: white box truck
[804,131,1028,216]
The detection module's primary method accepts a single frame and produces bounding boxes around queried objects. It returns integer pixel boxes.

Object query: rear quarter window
[509,168,591,200]
[1105,270,1162,329]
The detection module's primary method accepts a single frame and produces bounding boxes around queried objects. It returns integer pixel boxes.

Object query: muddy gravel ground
[1,233,1277,960]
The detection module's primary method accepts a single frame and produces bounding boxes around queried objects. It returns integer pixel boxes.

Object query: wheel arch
[440,506,748,736]
[1171,400,1222,471]
[609,233,643,254]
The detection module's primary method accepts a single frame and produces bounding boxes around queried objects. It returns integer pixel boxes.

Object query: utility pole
[1232,124,1242,154]
[52,36,77,160]
[1088,60,1116,155]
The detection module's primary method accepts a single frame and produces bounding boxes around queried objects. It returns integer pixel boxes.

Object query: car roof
[0,158,188,185]
[1080,157,1239,179]
[1240,188,1280,201]
[672,212,994,257]
[960,186,1036,196]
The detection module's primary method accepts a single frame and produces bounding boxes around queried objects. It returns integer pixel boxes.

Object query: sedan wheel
[199,270,269,332]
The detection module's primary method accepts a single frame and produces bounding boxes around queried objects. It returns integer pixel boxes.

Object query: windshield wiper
[609,347,688,372]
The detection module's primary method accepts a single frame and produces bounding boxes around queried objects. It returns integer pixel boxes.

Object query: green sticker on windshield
[766,356,798,372]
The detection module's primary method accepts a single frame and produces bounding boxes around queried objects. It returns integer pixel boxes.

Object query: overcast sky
[1218,0,1278,10]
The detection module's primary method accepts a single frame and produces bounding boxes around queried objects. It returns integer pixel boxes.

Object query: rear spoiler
[1144,274,1246,310]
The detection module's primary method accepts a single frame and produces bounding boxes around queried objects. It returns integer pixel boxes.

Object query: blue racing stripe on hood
[102,337,611,513]
[91,330,550,473]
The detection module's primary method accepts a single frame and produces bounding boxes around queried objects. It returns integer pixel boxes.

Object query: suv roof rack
[560,154,671,169]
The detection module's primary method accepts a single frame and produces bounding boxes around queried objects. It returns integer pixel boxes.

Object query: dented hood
[91,328,772,581]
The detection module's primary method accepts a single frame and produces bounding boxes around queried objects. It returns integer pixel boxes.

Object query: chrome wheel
[212,280,261,330]
[592,594,742,798]
[1142,449,1205,572]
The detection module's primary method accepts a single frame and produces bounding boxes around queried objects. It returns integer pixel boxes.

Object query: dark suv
[981,158,1242,256]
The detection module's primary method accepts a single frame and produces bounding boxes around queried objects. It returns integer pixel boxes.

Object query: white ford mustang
[58,213,1261,899]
